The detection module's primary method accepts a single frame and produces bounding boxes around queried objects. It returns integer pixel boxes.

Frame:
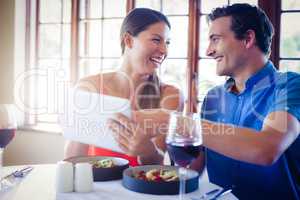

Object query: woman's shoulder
[76,72,117,93]
[79,71,116,81]
[160,83,181,96]
[159,83,183,111]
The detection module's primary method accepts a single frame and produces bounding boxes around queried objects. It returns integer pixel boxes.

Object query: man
[198,3,300,200]
[110,3,300,200]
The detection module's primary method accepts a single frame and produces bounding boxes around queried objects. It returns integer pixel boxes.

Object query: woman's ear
[123,32,134,49]
[244,30,256,49]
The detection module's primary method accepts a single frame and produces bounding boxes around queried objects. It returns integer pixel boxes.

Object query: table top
[1,164,237,200]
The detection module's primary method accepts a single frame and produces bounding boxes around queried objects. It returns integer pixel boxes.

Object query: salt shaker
[74,163,93,192]
[56,161,74,193]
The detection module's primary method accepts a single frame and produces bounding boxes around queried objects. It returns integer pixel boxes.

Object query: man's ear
[123,32,134,49]
[244,30,256,49]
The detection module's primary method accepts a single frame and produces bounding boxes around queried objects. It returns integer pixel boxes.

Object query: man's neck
[232,55,268,94]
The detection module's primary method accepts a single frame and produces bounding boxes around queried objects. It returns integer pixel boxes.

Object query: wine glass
[166,111,202,200]
[0,104,17,190]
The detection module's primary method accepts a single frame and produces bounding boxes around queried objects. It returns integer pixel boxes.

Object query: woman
[64,8,183,166]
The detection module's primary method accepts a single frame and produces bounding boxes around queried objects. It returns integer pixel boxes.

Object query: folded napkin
[60,89,131,153]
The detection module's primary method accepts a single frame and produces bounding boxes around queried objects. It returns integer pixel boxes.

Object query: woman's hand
[108,113,157,157]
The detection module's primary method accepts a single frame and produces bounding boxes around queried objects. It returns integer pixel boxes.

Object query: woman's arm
[64,141,89,158]
[160,84,184,112]
[63,74,102,158]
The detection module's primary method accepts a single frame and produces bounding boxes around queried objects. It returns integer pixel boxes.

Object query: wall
[4,130,65,165]
[0,0,15,104]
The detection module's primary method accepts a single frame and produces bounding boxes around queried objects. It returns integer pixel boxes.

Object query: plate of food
[122,165,199,195]
[65,156,129,181]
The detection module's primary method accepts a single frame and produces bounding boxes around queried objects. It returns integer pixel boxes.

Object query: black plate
[122,165,199,195]
[65,156,129,181]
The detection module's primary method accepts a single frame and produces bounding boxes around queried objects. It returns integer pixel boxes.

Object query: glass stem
[179,167,187,200]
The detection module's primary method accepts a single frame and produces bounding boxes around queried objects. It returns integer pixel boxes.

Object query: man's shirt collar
[224,61,277,93]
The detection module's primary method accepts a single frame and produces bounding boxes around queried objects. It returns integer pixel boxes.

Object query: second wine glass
[0,104,17,191]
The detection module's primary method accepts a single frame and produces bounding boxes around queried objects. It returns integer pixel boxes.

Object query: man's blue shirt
[201,61,300,200]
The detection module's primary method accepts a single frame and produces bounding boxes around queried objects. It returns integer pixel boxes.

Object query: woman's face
[127,21,170,77]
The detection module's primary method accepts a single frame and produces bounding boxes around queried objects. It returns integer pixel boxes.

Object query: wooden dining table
[1,164,238,200]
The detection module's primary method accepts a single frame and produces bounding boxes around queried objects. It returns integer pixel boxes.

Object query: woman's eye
[152,38,160,43]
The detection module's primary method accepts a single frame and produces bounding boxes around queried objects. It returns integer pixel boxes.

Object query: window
[78,0,126,77]
[198,0,258,103]
[24,0,290,131]
[23,0,71,131]
[279,0,300,72]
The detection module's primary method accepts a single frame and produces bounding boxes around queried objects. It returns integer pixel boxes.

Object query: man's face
[206,16,247,77]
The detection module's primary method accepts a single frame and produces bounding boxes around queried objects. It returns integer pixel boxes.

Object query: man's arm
[202,111,300,166]
[190,151,206,174]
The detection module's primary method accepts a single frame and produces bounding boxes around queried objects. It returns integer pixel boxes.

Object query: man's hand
[132,108,171,136]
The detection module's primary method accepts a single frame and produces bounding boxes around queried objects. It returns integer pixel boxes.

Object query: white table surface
[1,164,238,200]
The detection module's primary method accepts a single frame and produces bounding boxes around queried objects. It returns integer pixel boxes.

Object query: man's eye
[212,37,219,43]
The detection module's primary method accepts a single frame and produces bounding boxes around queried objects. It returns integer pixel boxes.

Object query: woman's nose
[159,42,168,55]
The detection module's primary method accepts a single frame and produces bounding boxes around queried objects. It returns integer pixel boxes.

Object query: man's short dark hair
[207,3,274,55]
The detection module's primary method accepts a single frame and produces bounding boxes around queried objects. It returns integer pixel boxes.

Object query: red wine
[0,129,15,148]
[167,143,200,167]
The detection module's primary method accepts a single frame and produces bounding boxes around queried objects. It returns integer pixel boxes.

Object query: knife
[190,188,220,200]
[209,188,232,200]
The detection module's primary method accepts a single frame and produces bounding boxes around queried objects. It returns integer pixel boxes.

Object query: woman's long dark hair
[120,8,171,109]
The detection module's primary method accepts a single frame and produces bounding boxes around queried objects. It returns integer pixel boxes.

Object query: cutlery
[1,166,34,181]
[209,188,232,200]
[190,188,220,200]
